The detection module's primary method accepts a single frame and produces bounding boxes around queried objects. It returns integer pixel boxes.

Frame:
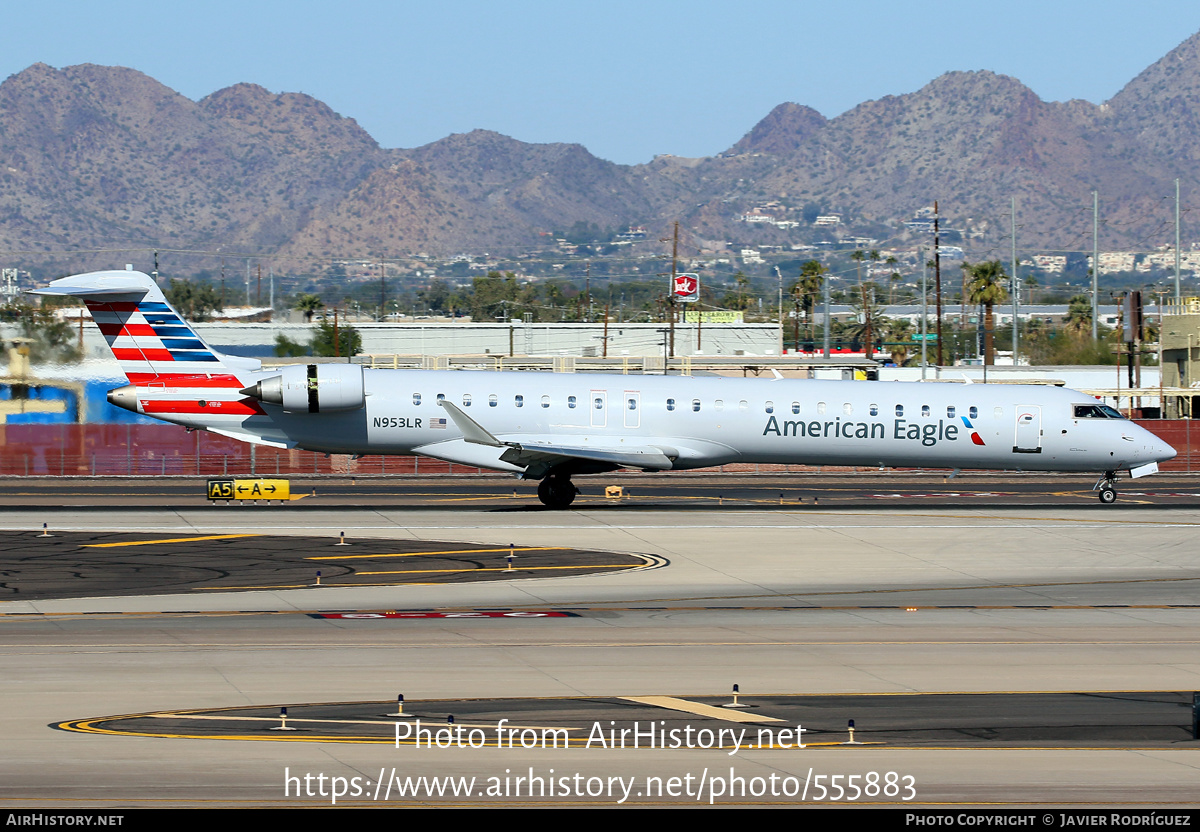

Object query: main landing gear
[1094,470,1119,505]
[537,474,577,509]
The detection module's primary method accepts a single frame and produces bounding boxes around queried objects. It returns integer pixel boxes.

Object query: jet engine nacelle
[242,364,365,413]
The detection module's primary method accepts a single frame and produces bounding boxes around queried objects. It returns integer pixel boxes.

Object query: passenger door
[1013,405,1042,454]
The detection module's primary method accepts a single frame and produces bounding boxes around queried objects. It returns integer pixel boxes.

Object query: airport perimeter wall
[0,420,1195,477]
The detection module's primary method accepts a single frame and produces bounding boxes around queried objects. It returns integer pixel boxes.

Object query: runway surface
[2,487,1199,806]
[4,472,1200,510]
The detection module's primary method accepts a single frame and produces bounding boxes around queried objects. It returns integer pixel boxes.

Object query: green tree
[165,279,223,321]
[731,271,752,311]
[310,321,362,357]
[851,249,866,286]
[295,293,325,323]
[963,260,1009,365]
[844,286,887,357]
[7,302,82,364]
[1064,294,1093,337]
[273,334,310,358]
[789,260,827,344]
[885,317,915,366]
[885,256,900,304]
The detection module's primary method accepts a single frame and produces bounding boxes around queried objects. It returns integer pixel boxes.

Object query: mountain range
[4,31,1200,270]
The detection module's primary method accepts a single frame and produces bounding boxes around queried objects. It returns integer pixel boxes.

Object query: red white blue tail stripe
[28,270,256,387]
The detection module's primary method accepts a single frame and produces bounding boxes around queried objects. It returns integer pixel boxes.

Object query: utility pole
[665,222,678,358]
[775,266,784,355]
[1092,190,1099,341]
[1011,197,1019,364]
[257,264,262,307]
[935,201,943,367]
[920,245,927,379]
[380,256,387,321]
[1176,179,1182,304]
[822,267,831,359]
[862,284,873,360]
[603,305,609,358]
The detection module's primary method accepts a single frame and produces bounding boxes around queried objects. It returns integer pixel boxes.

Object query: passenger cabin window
[994,407,1003,418]
[843,403,853,416]
[947,406,956,419]
[969,406,978,419]
[738,400,748,412]
[667,398,676,412]
[692,399,701,412]
[817,402,827,415]
[541,395,551,409]
[869,404,878,416]
[895,405,904,417]
[765,401,774,414]
[593,396,603,410]
[489,394,498,407]
[462,394,472,407]
[413,393,422,406]
[515,395,524,408]
[568,396,577,409]
[921,405,931,417]
[715,400,724,412]
[436,393,445,402]
[791,402,801,415]
[627,397,637,410]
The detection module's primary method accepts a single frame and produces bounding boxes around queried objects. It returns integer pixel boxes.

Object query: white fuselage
[147,369,1176,477]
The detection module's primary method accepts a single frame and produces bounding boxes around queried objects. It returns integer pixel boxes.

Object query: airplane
[31,270,1177,508]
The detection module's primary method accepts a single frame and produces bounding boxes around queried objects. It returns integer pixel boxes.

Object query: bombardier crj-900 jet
[34,271,1176,508]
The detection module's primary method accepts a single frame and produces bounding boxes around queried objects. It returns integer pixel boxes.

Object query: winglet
[437,399,504,447]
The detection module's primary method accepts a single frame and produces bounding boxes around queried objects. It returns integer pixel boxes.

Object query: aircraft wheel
[1098,486,1117,505]
[537,476,577,509]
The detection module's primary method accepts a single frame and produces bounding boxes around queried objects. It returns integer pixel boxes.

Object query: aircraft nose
[1135,427,1177,463]
[1154,438,1178,463]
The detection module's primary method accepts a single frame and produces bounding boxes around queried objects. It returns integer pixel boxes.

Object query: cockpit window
[1098,405,1124,419]
[1074,404,1124,419]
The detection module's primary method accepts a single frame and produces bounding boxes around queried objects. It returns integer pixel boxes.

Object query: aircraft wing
[497,441,675,472]
[434,399,676,476]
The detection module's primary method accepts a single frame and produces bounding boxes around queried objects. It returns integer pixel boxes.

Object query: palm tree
[845,286,887,357]
[963,260,1009,366]
[295,293,324,323]
[885,256,900,304]
[850,250,865,287]
[790,259,827,345]
[1065,294,1093,337]
[885,318,915,366]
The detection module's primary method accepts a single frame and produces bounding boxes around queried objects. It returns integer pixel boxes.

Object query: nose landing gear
[1094,470,1118,504]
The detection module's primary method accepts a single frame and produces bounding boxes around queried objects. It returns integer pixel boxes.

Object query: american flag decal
[431,417,447,429]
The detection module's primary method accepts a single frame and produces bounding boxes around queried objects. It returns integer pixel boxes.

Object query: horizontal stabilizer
[207,428,295,450]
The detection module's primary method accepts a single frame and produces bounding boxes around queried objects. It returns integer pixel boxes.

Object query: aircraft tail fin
[29,270,260,385]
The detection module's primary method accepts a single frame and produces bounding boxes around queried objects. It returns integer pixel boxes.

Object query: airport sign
[207,479,291,501]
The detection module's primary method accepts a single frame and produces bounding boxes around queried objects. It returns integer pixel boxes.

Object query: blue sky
[6,1,1200,165]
